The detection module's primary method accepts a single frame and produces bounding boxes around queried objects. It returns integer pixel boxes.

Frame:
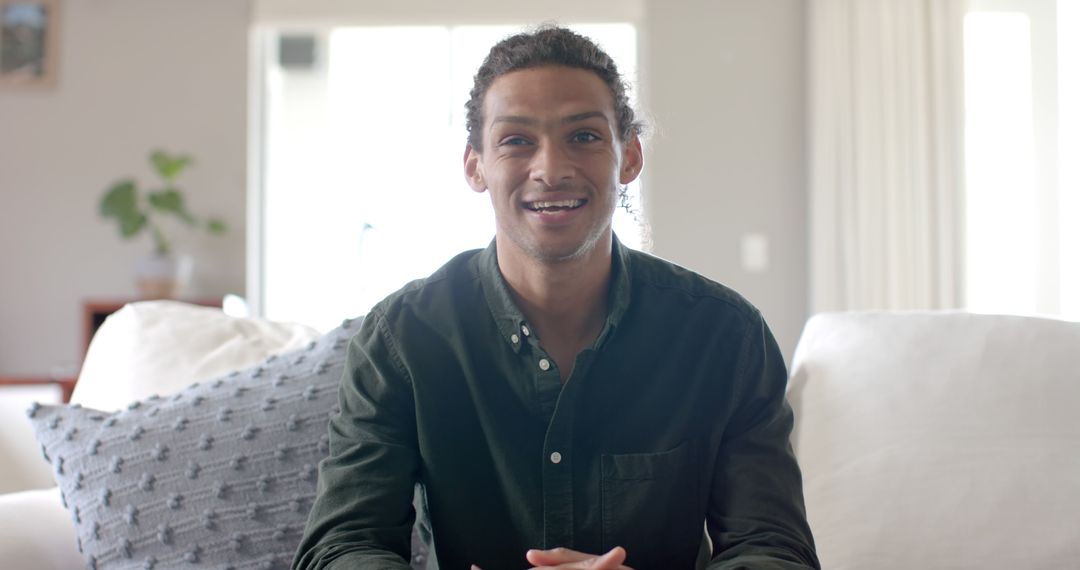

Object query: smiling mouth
[525,199,587,212]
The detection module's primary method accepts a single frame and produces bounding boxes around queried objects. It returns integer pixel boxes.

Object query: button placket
[540,373,576,548]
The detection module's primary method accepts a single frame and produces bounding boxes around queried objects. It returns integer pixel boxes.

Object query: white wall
[0,0,809,375]
[253,0,642,26]
[642,0,808,359]
[0,0,251,376]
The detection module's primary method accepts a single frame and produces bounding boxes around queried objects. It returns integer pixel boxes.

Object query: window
[1058,0,1079,318]
[252,24,640,331]
[964,0,1078,319]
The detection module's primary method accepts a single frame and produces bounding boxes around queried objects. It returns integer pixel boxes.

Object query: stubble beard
[518,224,611,264]
[506,202,616,265]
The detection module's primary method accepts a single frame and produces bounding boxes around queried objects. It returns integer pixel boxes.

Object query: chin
[531,247,590,264]
[527,234,610,264]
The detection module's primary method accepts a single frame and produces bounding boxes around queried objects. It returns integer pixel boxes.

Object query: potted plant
[99,150,227,298]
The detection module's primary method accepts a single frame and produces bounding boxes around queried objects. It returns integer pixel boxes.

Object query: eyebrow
[489,111,609,130]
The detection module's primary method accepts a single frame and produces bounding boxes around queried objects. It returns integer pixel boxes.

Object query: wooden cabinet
[0,375,77,403]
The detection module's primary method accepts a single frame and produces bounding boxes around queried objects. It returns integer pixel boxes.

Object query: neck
[496,234,613,361]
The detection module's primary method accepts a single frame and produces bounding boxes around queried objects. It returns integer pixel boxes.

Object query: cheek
[488,159,529,187]
[584,155,622,186]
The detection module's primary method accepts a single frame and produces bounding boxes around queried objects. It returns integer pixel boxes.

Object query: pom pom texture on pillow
[30,318,360,570]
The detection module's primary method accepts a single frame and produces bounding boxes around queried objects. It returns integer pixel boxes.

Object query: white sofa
[1,308,1077,568]
[789,311,1080,568]
[0,302,321,568]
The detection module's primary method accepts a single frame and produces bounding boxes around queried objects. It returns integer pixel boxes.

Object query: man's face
[464,65,642,265]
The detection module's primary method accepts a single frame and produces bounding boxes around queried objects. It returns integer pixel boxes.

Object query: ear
[464,145,486,193]
[619,135,643,185]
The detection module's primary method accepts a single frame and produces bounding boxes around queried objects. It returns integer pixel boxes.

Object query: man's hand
[469,546,633,570]
[525,546,634,569]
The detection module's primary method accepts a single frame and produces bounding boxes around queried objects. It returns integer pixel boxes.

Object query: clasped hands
[471,546,634,570]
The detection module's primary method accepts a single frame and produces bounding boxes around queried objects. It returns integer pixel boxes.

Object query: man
[294,26,818,570]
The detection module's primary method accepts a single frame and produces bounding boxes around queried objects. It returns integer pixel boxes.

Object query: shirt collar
[476,234,633,354]
[598,234,632,348]
[477,240,530,353]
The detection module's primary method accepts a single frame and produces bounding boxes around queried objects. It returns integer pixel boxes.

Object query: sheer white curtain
[808,0,967,312]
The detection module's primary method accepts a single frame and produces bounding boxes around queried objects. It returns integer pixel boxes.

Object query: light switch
[740,233,769,273]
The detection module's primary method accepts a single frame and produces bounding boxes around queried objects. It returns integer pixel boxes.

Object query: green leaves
[150,151,192,182]
[120,212,149,237]
[148,188,196,225]
[100,180,148,237]
[97,151,226,251]
[100,180,136,217]
[206,218,228,234]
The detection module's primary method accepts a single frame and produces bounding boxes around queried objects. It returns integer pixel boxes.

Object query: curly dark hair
[465,25,643,151]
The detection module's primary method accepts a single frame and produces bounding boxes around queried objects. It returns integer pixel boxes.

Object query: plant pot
[134,253,193,299]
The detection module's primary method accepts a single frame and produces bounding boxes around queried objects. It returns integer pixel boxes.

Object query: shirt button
[510,333,520,344]
[538,358,551,371]
[550,452,562,464]
[521,325,531,337]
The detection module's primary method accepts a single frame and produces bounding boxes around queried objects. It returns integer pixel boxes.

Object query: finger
[588,546,627,569]
[526,547,593,565]
[526,546,630,569]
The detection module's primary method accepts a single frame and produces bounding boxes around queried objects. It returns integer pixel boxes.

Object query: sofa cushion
[29,317,369,569]
[72,300,321,412]
[788,311,1080,569]
[0,384,65,494]
[0,487,84,569]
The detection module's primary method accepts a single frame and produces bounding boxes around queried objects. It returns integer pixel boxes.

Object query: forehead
[482,65,616,122]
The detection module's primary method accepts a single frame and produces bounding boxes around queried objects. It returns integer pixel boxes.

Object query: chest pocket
[600,440,702,569]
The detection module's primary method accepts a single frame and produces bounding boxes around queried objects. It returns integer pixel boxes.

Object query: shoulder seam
[730,308,764,415]
[368,308,415,388]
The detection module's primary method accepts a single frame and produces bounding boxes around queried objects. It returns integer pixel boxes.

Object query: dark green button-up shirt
[294,239,818,570]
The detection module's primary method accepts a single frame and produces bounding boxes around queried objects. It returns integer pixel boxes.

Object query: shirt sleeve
[705,311,821,569]
[292,312,420,570]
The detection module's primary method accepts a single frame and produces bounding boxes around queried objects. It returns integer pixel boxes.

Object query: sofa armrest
[0,384,65,494]
[789,311,1080,568]
[0,487,82,569]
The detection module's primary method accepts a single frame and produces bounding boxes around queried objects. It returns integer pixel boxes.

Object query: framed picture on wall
[0,0,58,88]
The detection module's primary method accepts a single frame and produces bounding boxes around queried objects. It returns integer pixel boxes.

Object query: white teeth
[529,199,585,210]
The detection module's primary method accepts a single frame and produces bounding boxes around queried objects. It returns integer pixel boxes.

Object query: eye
[498,136,531,146]
[570,131,602,143]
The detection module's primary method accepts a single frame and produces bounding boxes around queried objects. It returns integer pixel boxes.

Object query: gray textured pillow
[30,316,426,569]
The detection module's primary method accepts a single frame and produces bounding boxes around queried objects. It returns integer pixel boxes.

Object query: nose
[530,141,575,187]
